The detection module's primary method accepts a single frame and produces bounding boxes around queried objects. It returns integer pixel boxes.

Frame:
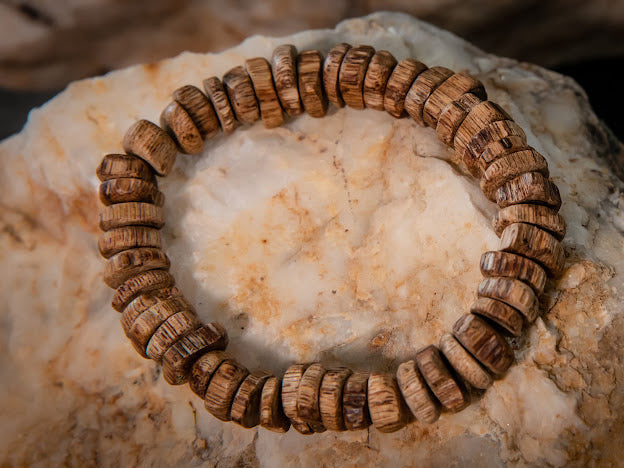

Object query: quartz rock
[1,11,624,467]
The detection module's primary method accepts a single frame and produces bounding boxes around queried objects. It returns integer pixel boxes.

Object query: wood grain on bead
[323,43,350,108]
[189,350,230,398]
[297,50,327,118]
[122,120,177,177]
[342,371,371,430]
[260,376,291,433]
[363,50,397,111]
[367,373,409,433]
[246,57,284,128]
[222,65,259,125]
[499,222,565,276]
[481,149,549,201]
[160,100,204,155]
[495,172,562,210]
[453,314,514,376]
[479,134,529,173]
[173,85,220,139]
[203,76,237,134]
[99,178,163,206]
[494,204,566,241]
[405,66,454,126]
[338,45,375,109]
[436,92,483,147]
[297,362,326,425]
[120,286,180,335]
[282,363,314,434]
[319,367,352,431]
[96,154,155,182]
[231,370,272,428]
[97,226,161,258]
[111,269,174,312]
[396,360,440,424]
[464,120,527,176]
[145,310,200,361]
[480,250,547,295]
[470,297,523,336]
[439,333,492,390]
[99,202,164,231]
[415,345,468,412]
[478,277,538,323]
[103,247,170,288]
[271,44,303,116]
[384,58,428,118]
[423,72,486,128]
[204,359,249,421]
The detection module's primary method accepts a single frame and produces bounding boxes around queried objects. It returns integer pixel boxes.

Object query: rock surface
[1,11,624,467]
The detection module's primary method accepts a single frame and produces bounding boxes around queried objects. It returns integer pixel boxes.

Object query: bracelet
[96,43,566,435]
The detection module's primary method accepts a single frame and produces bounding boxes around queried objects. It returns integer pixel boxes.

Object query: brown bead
[319,367,352,431]
[499,222,566,277]
[439,333,492,390]
[231,370,272,428]
[323,43,351,108]
[99,178,163,207]
[453,314,514,376]
[405,66,454,126]
[145,310,200,361]
[368,373,410,433]
[223,65,259,125]
[260,376,291,433]
[96,153,155,182]
[478,277,538,323]
[120,286,180,335]
[479,133,529,173]
[246,57,284,128]
[493,204,566,241]
[436,92,483,147]
[396,360,440,424]
[173,85,220,140]
[123,120,177,176]
[189,350,230,398]
[342,371,371,430]
[423,72,486,128]
[271,44,303,116]
[384,58,428,118]
[282,364,314,434]
[103,247,170,289]
[204,359,249,421]
[480,250,547,295]
[495,172,562,210]
[481,149,549,201]
[363,50,397,111]
[470,297,523,336]
[297,50,327,118]
[203,77,237,134]
[339,45,375,109]
[297,362,326,425]
[415,345,468,412]
[160,101,204,155]
[98,226,161,258]
[99,202,164,231]
[111,269,174,312]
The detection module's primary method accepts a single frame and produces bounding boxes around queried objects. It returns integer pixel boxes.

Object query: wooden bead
[479,134,529,172]
[297,50,327,118]
[423,73,486,128]
[222,65,259,125]
[396,360,440,424]
[363,50,397,111]
[145,310,201,361]
[470,297,523,336]
[480,250,547,295]
[271,44,303,116]
[464,120,527,176]
[481,149,549,201]
[339,45,375,109]
[436,92,483,147]
[493,204,566,241]
[123,120,177,177]
[173,85,220,140]
[98,226,161,258]
[203,77,237,134]
[297,362,326,425]
[231,370,272,428]
[120,286,180,335]
[405,66,454,126]
[453,314,514,376]
[111,269,174,312]
[160,101,204,155]
[99,178,163,207]
[96,153,155,182]
[478,277,538,323]
[415,345,468,412]
[282,364,314,434]
[439,333,492,390]
[246,57,284,128]
[163,323,229,385]
[204,359,249,421]
[495,172,562,210]
[342,371,371,430]
[323,43,351,108]
[319,367,352,431]
[368,373,410,433]
[260,376,291,433]
[103,247,170,289]
[384,58,428,118]
[99,202,164,231]
[499,222,566,276]
[189,350,230,398]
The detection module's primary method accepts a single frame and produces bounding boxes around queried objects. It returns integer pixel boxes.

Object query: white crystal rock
[1,11,623,467]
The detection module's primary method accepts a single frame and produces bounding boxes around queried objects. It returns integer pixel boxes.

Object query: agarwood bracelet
[96,43,567,434]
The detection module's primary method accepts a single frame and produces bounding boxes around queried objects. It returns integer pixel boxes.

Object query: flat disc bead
[222,65,260,125]
[436,92,483,147]
[319,367,352,431]
[384,58,428,118]
[282,364,314,434]
[245,57,284,128]
[97,225,161,258]
[464,120,527,176]
[478,134,529,173]
[99,178,163,206]
[123,120,177,177]
[453,314,514,376]
[480,250,547,295]
[297,50,327,118]
[342,371,371,430]
[494,204,566,241]
[99,202,164,231]
[103,247,170,288]
[363,50,397,111]
[271,44,303,116]
[481,149,549,201]
[145,310,201,361]
[323,43,351,107]
[470,297,523,337]
[478,277,539,323]
[96,154,154,182]
[173,85,220,139]
[367,373,410,433]
[231,370,272,428]
[405,66,454,126]
[204,359,250,421]
[496,172,562,210]
[189,350,230,398]
[120,286,181,335]
[160,100,204,155]
[439,333,492,390]
[297,362,327,426]
[415,345,468,412]
[112,270,174,312]
[423,72,486,128]
[396,360,440,424]
[338,45,375,109]
[203,77,237,134]
[260,376,291,433]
